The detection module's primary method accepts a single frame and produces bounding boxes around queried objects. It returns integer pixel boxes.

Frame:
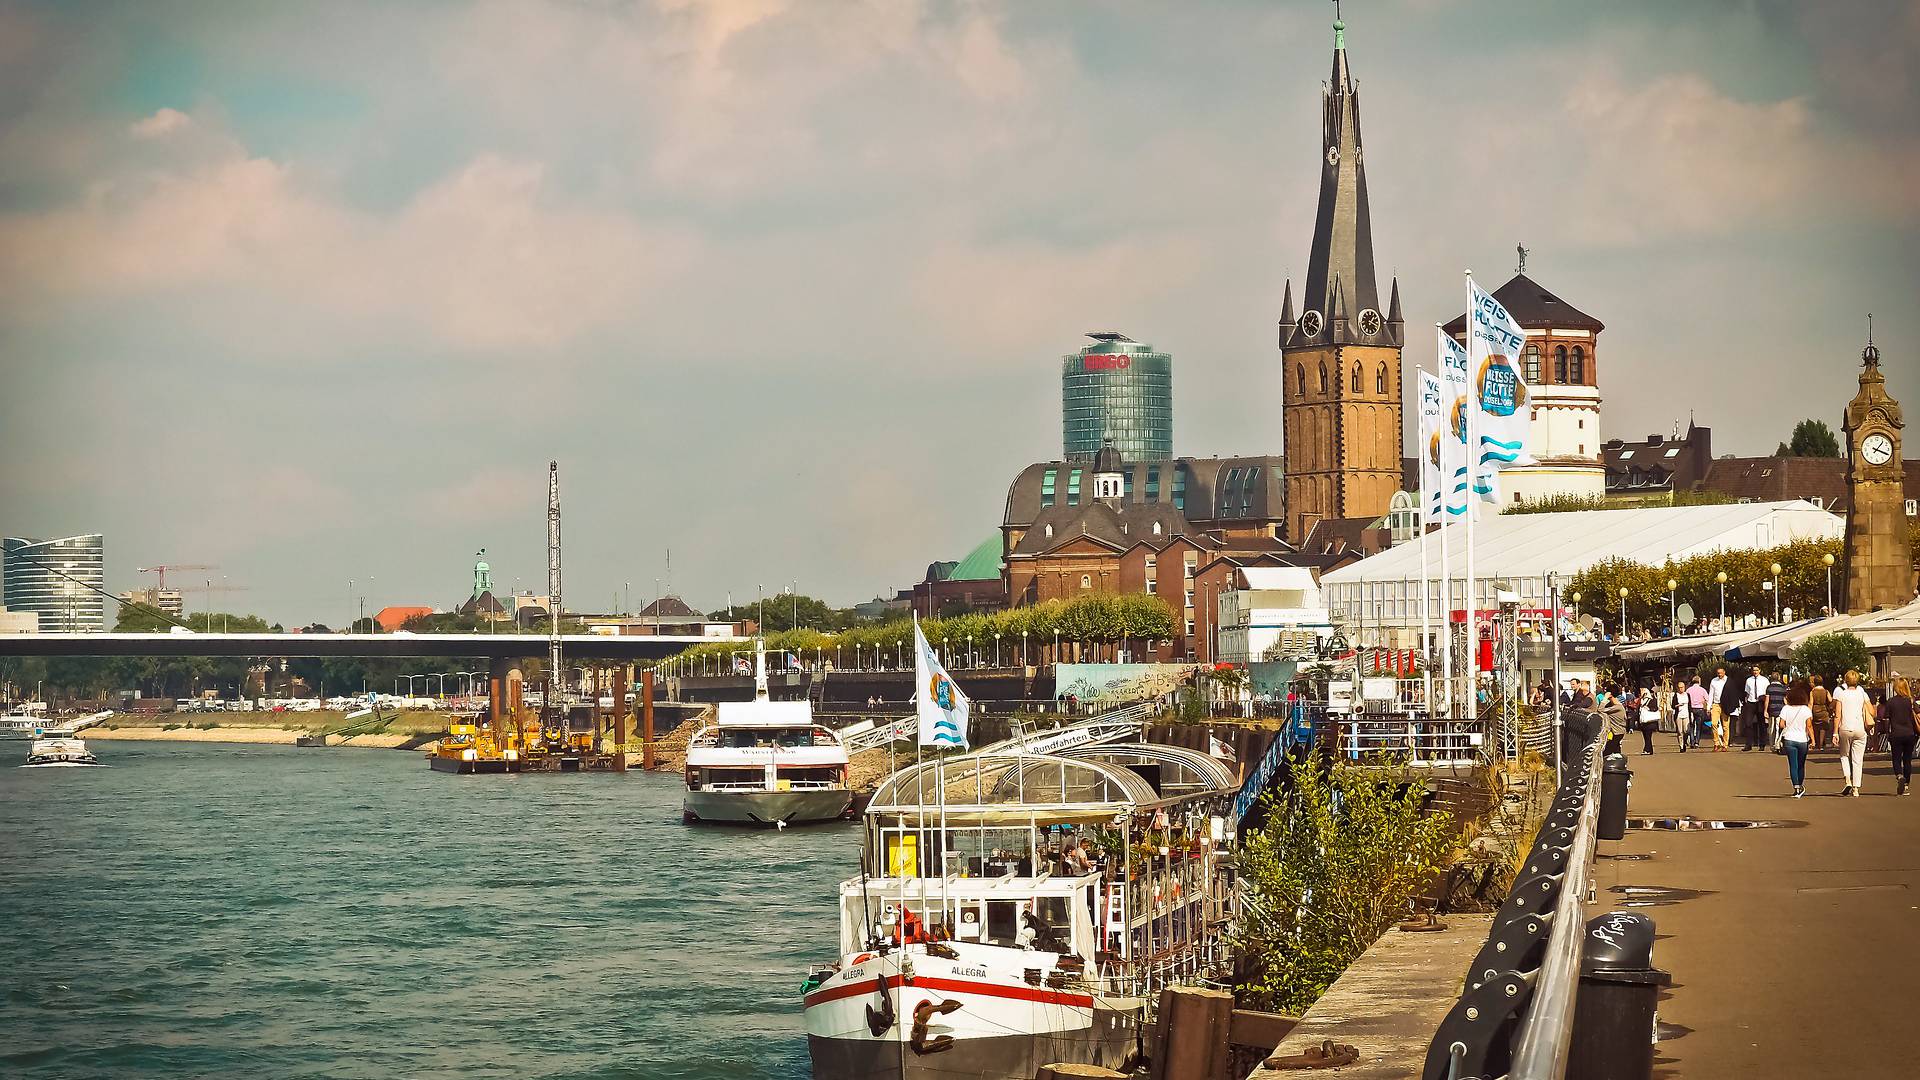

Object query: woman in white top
[1832,670,1875,797]
[1777,680,1814,797]
[1637,686,1662,755]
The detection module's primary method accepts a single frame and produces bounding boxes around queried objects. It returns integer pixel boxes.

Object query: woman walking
[1833,670,1874,797]
[1778,680,1814,797]
[1883,678,1916,796]
[1810,675,1834,749]
[1637,684,1661,755]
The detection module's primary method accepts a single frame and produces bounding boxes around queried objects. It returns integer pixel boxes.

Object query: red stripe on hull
[804,974,1094,1010]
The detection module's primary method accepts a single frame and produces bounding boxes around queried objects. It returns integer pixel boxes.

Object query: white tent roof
[1236,567,1319,590]
[1322,501,1843,586]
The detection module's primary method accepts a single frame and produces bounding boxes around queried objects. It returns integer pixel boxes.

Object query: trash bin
[1598,753,1631,841]
[1567,912,1670,1080]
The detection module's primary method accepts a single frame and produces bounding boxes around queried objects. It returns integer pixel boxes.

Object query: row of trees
[658,593,1181,672]
[1567,537,1845,630]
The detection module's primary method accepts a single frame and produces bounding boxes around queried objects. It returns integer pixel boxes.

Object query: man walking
[1766,670,1789,751]
[1833,670,1874,796]
[1712,666,1741,752]
[1742,666,1770,752]
[1686,675,1709,752]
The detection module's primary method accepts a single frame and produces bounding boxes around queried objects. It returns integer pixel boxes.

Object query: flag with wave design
[913,615,970,749]
[1467,277,1535,502]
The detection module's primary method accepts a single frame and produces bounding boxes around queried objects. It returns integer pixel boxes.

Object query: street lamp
[994,632,1002,668]
[1021,629,1029,667]
[1716,571,1728,630]
[1570,591,1581,621]
[1770,562,1783,624]
[1618,586,1630,640]
[967,634,975,668]
[897,639,905,670]
[1823,552,1836,615]
[1667,578,1679,637]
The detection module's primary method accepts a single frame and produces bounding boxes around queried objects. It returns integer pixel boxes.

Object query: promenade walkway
[1593,742,1920,1079]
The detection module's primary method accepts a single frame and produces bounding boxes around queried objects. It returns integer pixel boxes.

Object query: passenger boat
[1,704,50,740]
[802,741,1239,1079]
[20,736,106,768]
[683,641,852,826]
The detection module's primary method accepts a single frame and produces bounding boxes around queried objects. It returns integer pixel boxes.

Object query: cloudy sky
[2,0,1915,626]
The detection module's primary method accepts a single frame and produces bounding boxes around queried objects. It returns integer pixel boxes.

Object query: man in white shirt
[1708,668,1730,751]
[1833,670,1875,796]
[1742,667,1770,752]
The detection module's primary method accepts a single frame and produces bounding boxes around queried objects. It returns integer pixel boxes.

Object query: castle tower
[1279,15,1404,541]
[1841,331,1912,613]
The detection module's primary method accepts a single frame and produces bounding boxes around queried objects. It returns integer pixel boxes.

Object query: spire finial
[1862,312,1880,366]
[1333,0,1345,47]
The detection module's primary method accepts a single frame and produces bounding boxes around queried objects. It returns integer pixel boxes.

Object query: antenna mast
[547,461,563,694]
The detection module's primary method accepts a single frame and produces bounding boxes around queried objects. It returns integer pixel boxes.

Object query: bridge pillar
[611,666,629,771]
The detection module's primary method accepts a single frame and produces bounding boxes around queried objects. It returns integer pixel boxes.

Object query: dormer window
[1152,521,1163,536]
[1044,524,1054,539]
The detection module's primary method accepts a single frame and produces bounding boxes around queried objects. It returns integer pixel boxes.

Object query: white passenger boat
[682,641,852,826]
[1,703,49,740]
[20,736,106,768]
[802,742,1239,1079]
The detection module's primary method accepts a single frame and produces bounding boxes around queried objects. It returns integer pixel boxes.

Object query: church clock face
[1299,310,1323,338]
[1861,432,1894,466]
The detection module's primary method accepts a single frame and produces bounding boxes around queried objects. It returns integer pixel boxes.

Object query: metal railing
[1421,712,1606,1080]
[1336,717,1486,765]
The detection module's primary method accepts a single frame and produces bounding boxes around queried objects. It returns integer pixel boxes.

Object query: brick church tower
[1279,15,1404,542]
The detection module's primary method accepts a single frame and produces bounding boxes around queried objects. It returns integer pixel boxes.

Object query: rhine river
[0,741,860,1079]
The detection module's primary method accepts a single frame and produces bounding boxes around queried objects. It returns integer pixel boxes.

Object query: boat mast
[547,461,563,704]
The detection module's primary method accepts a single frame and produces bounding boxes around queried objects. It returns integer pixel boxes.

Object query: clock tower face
[1861,432,1894,466]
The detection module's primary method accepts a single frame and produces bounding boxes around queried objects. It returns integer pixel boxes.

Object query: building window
[1152,520,1163,535]
[1242,466,1260,513]
[1123,471,1134,498]
[1554,345,1568,383]
[1376,364,1387,394]
[1907,499,1917,517]
[1067,469,1081,505]
[1184,590,1194,609]
[1809,496,1824,509]
[1319,362,1328,393]
[1578,418,1584,429]
[1524,343,1541,383]
[1173,468,1187,511]
[1040,468,1056,508]
[1296,364,1306,397]
[1080,574,1092,590]
[1351,364,1362,393]
[1186,619,1195,638]
[1570,346,1585,383]
[1043,524,1053,538]
[1146,466,1160,501]
[1146,578,1157,595]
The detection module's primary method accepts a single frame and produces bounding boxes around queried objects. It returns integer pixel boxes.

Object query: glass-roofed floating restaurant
[844,743,1240,969]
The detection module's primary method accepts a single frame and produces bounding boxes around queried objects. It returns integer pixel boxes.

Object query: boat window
[986,900,1021,947]
[1035,896,1074,953]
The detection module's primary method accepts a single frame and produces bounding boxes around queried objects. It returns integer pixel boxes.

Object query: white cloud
[130,107,191,138]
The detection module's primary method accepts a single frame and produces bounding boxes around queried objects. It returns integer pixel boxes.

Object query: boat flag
[1466,277,1535,502]
[913,615,970,749]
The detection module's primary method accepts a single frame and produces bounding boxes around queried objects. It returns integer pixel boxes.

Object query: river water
[0,741,860,1079]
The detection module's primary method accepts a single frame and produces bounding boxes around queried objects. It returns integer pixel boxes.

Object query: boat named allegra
[682,640,852,826]
[801,738,1239,1079]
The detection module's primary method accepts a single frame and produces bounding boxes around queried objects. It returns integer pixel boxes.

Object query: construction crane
[137,564,215,590]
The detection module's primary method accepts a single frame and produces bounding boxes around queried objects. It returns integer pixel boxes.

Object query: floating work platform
[429,753,524,774]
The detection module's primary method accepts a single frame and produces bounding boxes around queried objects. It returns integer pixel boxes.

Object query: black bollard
[1567,912,1670,1080]
[1597,753,1632,841]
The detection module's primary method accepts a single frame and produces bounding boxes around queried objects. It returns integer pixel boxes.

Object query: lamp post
[1717,571,1728,630]
[1618,586,1630,641]
[897,639,905,670]
[1823,552,1835,615]
[1021,630,1029,668]
[968,634,975,668]
[1571,591,1581,621]
[994,632,1002,668]
[1771,562,1783,624]
[1667,578,1679,637]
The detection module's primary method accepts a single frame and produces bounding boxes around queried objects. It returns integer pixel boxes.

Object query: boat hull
[683,787,852,826]
[804,945,1140,1080]
[19,760,107,768]
[427,755,521,774]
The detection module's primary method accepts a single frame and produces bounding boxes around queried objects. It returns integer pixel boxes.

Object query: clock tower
[1841,331,1912,613]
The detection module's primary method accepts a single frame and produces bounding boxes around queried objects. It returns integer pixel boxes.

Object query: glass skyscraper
[3,534,106,632]
[1062,332,1173,462]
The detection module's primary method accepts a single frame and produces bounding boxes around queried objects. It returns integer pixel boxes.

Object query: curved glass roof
[869,751,1159,814]
[1059,742,1235,797]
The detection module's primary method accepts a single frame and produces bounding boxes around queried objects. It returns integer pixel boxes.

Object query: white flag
[913,616,969,749]
[1417,369,1449,526]
[1436,328,1475,513]
[1467,278,1534,501]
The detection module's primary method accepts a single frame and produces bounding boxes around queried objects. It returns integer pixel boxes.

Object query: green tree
[1779,418,1842,458]
[1794,631,1870,685]
[1236,759,1456,1014]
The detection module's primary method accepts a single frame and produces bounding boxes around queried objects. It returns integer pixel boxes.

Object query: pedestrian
[1867,682,1889,755]
[1687,675,1709,752]
[1766,671,1788,751]
[1672,679,1693,752]
[1713,666,1741,752]
[1883,677,1916,796]
[1809,675,1834,750]
[1741,666,1769,752]
[1638,684,1661,755]
[1833,670,1874,797]
[1778,679,1814,797]
[1600,690,1628,756]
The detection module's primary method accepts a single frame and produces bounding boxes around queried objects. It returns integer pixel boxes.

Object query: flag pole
[1418,396,1434,719]
[1463,270,1479,722]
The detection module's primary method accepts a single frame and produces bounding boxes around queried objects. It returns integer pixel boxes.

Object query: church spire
[1281,10,1392,351]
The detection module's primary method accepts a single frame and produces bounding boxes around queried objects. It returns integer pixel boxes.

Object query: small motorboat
[20,736,107,768]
